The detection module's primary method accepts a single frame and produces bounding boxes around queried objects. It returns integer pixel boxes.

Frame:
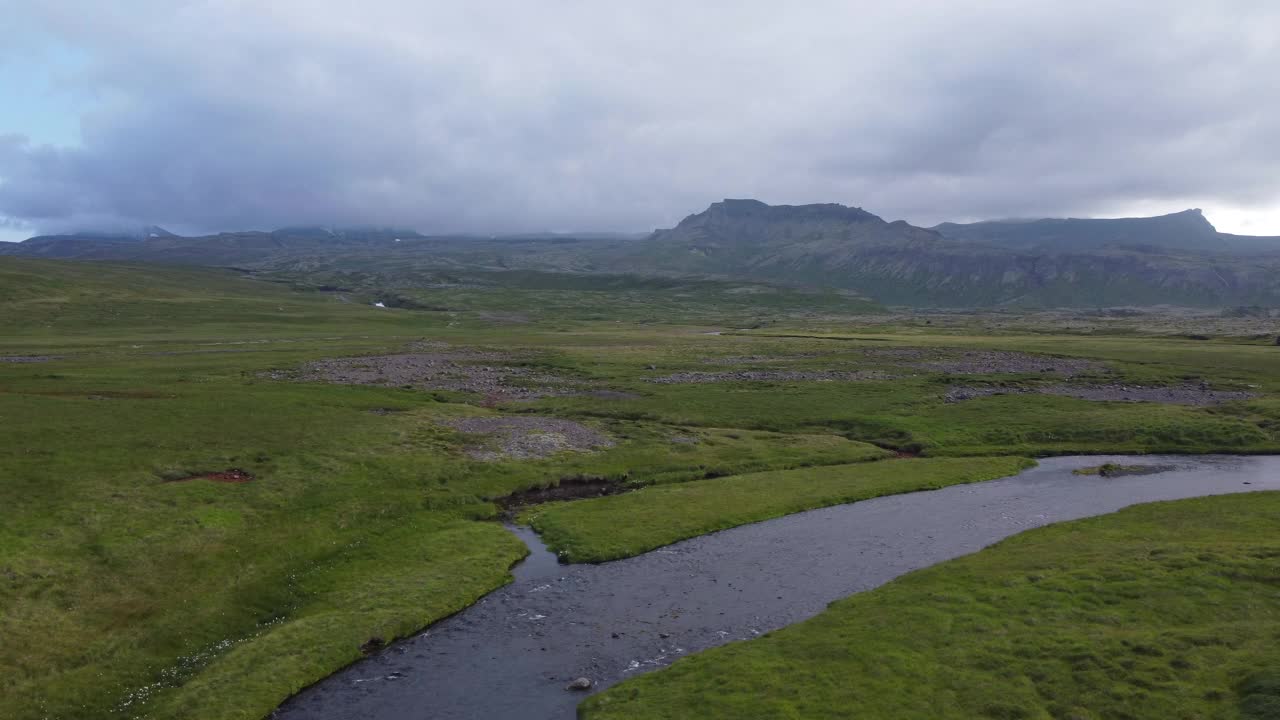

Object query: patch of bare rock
[857,348,1106,377]
[944,383,1257,406]
[0,355,64,363]
[700,354,821,366]
[647,369,893,384]
[442,416,615,461]
[270,348,579,400]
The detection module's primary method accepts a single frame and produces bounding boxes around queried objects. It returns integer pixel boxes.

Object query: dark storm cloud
[1,1,1278,235]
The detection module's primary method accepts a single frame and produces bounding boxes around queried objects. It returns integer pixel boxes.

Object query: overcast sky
[1,1,1278,241]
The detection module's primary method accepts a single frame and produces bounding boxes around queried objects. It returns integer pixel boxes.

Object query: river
[274,454,1280,719]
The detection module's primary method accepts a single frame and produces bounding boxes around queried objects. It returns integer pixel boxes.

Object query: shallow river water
[274,455,1280,720]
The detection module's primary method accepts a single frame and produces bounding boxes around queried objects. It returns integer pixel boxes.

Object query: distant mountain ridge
[1,227,430,264]
[4,201,1280,307]
[930,209,1280,253]
[608,201,1280,306]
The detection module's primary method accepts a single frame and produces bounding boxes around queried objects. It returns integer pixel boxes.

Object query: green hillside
[0,257,423,342]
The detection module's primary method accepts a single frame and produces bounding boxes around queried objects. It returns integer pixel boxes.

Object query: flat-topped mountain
[930,208,1280,253]
[677,198,883,228]
[648,199,939,250]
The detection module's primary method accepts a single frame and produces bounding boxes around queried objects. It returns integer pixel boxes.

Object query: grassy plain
[4,256,1280,719]
[583,491,1280,720]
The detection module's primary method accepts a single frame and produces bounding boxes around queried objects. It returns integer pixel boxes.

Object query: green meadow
[524,457,1034,563]
[4,256,1280,719]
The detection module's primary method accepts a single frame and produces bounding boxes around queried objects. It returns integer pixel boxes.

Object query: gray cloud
[1,1,1278,235]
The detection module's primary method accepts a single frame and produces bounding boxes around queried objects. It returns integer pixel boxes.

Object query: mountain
[612,201,1280,306]
[4,201,1280,307]
[608,199,940,282]
[0,224,181,256]
[629,199,941,267]
[0,227,430,264]
[931,209,1280,253]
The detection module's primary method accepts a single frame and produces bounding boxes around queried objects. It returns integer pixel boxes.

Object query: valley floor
[3,257,1280,719]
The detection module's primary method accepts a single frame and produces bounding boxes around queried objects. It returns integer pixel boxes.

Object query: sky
[1,1,1279,242]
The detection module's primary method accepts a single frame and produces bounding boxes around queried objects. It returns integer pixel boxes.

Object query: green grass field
[4,256,1280,719]
[525,457,1033,562]
[582,491,1280,720]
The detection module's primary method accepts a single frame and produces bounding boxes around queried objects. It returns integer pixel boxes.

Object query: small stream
[274,455,1280,720]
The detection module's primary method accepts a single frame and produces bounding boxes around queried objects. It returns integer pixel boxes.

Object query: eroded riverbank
[273,455,1280,720]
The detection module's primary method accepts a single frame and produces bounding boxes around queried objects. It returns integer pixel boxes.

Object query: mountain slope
[0,227,428,264]
[932,209,1219,251]
[616,201,1280,306]
[613,199,941,273]
[932,209,1280,253]
[5,201,1280,307]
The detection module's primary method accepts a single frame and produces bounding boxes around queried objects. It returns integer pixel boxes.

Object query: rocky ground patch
[647,369,893,384]
[699,354,822,365]
[267,347,583,400]
[651,348,1106,384]
[944,382,1257,406]
[442,416,615,461]
[862,348,1106,376]
[0,355,64,363]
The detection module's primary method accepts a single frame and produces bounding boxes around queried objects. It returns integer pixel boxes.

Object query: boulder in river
[565,677,592,691]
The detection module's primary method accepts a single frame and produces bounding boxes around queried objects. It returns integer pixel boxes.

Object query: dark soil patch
[495,476,629,512]
[442,416,615,461]
[367,407,408,415]
[945,383,1257,406]
[165,468,256,483]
